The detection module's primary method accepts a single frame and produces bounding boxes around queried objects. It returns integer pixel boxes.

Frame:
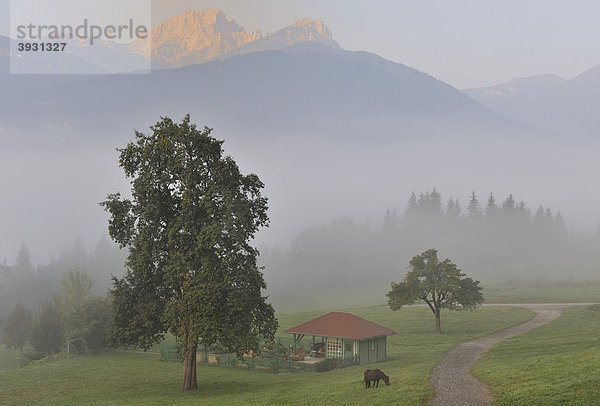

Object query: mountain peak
[291,18,333,38]
[130,10,340,69]
[281,17,337,45]
[130,9,262,68]
[238,16,339,53]
[156,9,243,34]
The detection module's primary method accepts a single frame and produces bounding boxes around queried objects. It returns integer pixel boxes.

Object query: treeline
[384,190,571,272]
[261,189,600,309]
[1,268,112,365]
[0,237,125,363]
[0,237,125,318]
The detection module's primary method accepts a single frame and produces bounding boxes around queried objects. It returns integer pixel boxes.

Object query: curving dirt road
[429,304,587,406]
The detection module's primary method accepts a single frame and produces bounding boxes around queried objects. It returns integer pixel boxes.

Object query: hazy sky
[3,0,600,88]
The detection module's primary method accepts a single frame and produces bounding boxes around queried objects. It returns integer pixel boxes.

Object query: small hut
[283,312,396,365]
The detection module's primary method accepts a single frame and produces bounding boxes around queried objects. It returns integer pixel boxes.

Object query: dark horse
[363,369,390,388]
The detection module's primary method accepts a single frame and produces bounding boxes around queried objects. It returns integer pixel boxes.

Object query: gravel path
[429,304,586,406]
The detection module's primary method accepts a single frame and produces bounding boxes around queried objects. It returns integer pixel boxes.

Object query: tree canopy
[387,249,483,333]
[101,115,277,391]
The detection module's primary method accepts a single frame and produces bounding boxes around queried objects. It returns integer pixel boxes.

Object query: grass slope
[473,305,600,405]
[0,305,533,405]
[0,345,21,371]
[483,282,600,304]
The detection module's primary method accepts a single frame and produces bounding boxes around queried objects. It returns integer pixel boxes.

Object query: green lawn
[0,345,22,371]
[0,305,533,405]
[473,305,600,405]
[482,281,600,304]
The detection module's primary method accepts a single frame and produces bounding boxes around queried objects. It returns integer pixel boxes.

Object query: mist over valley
[1,9,600,314]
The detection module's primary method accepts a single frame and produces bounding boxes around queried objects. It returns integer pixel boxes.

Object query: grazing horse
[363,369,390,388]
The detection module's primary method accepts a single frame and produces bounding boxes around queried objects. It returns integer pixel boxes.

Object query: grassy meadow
[270,281,600,314]
[0,305,533,405]
[482,281,600,304]
[0,345,21,371]
[473,304,600,405]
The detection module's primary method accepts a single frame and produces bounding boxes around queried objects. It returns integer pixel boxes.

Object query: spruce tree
[485,193,498,218]
[467,191,481,218]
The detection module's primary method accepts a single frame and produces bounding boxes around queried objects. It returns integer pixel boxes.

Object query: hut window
[370,340,375,351]
[326,338,342,358]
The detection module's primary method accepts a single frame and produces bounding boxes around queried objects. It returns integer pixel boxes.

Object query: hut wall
[376,336,386,362]
[359,340,368,365]
[358,337,387,365]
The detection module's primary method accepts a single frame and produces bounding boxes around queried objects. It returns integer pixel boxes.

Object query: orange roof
[283,312,396,340]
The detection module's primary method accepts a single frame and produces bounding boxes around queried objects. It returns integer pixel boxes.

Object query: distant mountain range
[2,8,598,144]
[464,67,600,139]
[2,10,339,74]
[129,9,263,69]
[0,8,585,144]
[0,41,519,145]
[2,9,599,143]
[130,10,339,69]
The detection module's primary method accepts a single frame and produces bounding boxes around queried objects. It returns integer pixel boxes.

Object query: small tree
[467,191,481,218]
[387,249,483,333]
[60,268,93,354]
[14,243,34,275]
[29,296,64,355]
[3,302,32,365]
[485,193,498,218]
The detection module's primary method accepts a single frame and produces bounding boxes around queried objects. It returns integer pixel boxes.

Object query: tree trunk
[181,341,198,391]
[435,309,442,334]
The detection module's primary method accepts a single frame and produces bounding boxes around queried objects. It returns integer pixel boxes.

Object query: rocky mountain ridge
[130,10,338,69]
[2,10,340,73]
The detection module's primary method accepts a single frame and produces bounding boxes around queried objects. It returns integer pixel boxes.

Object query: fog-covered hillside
[465,67,600,140]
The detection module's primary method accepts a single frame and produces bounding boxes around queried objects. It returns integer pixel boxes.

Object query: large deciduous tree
[387,249,483,333]
[102,115,277,391]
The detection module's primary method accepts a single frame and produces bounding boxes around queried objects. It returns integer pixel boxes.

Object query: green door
[344,340,354,362]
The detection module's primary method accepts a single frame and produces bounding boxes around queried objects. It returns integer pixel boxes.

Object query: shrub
[588,304,600,312]
[316,357,340,372]
[80,297,112,351]
[23,348,46,362]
